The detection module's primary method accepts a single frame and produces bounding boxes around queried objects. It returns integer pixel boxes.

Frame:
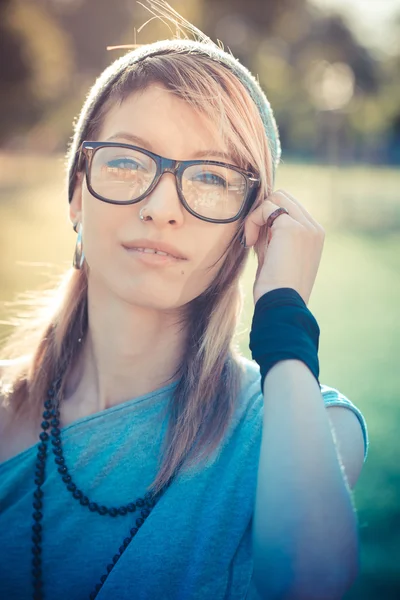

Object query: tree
[0,0,73,144]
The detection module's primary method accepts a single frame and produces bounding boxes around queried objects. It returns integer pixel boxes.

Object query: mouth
[123,246,187,265]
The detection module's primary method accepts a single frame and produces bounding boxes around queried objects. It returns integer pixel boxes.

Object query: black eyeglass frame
[78,141,261,224]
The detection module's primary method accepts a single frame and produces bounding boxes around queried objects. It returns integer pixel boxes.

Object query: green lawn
[1,155,399,598]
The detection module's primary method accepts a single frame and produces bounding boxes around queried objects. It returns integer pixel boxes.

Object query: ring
[139,207,148,221]
[266,207,289,229]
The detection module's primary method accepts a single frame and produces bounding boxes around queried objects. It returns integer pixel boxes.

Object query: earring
[72,222,85,269]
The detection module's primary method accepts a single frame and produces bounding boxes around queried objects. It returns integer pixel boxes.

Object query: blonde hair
[1,34,274,496]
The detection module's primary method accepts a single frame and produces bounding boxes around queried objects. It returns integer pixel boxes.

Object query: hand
[242,190,326,306]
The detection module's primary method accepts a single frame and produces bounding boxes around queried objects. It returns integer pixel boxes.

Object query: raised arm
[252,359,364,600]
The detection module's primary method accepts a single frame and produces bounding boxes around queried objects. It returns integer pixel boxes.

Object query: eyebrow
[106,132,234,162]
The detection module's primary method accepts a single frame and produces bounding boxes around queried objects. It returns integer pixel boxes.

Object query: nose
[153,170,179,194]
[142,171,183,219]
[162,166,176,175]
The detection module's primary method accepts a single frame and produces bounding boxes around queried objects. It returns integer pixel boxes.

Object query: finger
[244,198,294,248]
[271,190,316,229]
[276,189,322,230]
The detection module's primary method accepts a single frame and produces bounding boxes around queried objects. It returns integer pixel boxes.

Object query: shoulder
[0,360,37,464]
[0,362,11,442]
[236,355,263,394]
[0,360,7,413]
[234,355,264,427]
[236,359,369,456]
[320,383,368,488]
[218,356,264,445]
[235,359,368,486]
[0,361,12,426]
[320,383,369,462]
[0,359,25,434]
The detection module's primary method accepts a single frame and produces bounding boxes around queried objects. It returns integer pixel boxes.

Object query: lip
[124,247,185,266]
[122,238,187,260]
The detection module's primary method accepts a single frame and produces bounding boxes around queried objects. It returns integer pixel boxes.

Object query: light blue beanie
[66,38,281,203]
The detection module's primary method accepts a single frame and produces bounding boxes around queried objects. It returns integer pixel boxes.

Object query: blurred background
[0,0,399,598]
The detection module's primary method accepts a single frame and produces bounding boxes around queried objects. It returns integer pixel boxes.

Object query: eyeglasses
[78,141,260,223]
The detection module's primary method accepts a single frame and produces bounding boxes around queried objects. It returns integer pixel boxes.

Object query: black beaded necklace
[31,375,172,600]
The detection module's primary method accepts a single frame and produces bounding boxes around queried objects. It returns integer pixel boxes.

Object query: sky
[309,0,400,55]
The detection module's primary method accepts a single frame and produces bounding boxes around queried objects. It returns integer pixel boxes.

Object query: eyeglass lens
[89,146,247,220]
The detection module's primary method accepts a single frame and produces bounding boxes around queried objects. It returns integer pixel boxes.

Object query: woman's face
[70,84,240,310]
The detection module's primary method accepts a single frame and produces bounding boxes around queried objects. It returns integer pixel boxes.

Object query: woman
[0,13,369,600]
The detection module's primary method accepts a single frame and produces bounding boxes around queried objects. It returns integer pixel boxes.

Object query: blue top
[0,356,368,600]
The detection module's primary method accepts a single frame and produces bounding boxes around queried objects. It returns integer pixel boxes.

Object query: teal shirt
[0,356,368,599]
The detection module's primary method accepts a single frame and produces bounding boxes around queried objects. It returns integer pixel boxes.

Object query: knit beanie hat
[66,38,281,203]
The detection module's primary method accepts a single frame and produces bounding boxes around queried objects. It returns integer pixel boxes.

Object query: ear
[69,171,84,228]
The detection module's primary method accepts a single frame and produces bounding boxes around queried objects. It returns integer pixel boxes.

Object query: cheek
[191,227,236,277]
[81,193,125,259]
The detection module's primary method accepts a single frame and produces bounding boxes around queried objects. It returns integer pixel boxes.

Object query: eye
[192,171,227,187]
[107,158,145,171]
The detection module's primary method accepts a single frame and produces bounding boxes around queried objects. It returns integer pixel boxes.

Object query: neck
[64,278,187,414]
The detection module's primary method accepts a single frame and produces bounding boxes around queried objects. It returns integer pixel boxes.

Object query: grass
[1,155,399,598]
